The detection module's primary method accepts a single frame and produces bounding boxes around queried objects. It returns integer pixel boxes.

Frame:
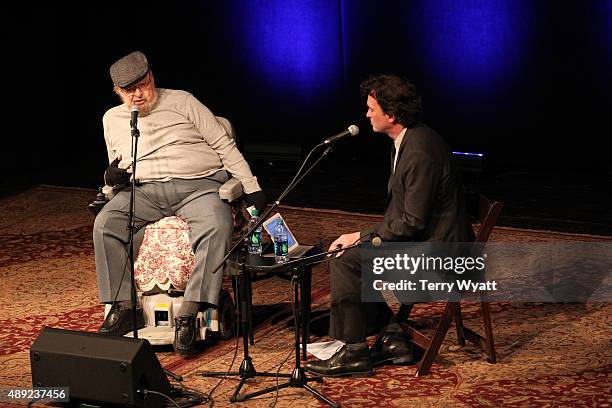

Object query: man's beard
[119,89,159,116]
[134,91,158,117]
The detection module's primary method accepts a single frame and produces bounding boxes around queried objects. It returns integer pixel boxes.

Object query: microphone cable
[139,389,180,408]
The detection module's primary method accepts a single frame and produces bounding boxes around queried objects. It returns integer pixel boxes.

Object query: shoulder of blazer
[397,125,440,157]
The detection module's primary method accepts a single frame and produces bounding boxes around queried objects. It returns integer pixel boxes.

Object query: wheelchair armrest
[219,177,244,202]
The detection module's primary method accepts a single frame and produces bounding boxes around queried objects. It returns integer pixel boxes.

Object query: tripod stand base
[233,367,338,407]
[201,363,338,407]
[202,247,337,405]
[201,357,291,379]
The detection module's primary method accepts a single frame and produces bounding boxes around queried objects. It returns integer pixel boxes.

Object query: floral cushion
[134,216,195,291]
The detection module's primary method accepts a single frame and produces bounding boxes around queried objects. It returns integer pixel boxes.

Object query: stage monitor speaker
[30,327,171,407]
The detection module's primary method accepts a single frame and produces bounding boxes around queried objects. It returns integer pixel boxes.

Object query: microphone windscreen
[371,236,382,247]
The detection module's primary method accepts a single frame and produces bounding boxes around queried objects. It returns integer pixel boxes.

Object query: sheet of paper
[301,340,345,360]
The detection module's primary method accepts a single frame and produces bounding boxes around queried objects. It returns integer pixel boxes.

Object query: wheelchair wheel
[216,289,236,340]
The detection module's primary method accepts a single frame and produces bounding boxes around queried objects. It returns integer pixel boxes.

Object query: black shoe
[99,304,145,336]
[370,323,417,367]
[304,345,373,377]
[174,315,197,355]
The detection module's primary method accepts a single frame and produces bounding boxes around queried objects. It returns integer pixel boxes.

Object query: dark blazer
[365,123,474,242]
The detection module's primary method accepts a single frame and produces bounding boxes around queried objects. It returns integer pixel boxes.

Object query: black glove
[104,157,130,187]
[246,190,267,213]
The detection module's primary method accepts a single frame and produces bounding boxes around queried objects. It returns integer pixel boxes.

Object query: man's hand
[246,190,267,213]
[328,231,361,258]
[104,156,130,187]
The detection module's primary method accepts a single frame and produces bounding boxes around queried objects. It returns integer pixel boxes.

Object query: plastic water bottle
[247,209,263,255]
[274,219,289,263]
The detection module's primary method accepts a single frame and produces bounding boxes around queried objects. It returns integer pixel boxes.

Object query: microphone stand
[211,142,333,275]
[128,116,140,339]
[202,142,340,407]
[127,113,181,383]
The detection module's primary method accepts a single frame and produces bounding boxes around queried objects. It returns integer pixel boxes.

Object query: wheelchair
[90,116,247,346]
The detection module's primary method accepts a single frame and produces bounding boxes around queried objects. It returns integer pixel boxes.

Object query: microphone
[323,125,359,145]
[371,234,382,247]
[130,105,139,129]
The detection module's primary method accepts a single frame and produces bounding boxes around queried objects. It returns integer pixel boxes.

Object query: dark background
[3,2,611,234]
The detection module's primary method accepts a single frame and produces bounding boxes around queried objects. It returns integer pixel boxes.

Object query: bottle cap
[250,208,259,216]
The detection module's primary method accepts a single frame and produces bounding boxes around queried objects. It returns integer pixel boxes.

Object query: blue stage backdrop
[406,0,533,108]
[218,0,536,160]
[413,0,531,88]
[20,1,612,188]
[222,0,344,106]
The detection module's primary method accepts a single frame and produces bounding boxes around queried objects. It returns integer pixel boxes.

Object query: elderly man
[94,51,266,355]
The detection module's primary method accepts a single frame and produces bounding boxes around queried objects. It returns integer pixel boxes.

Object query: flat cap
[109,51,149,88]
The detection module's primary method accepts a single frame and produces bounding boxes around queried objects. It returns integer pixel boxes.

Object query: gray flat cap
[110,51,149,88]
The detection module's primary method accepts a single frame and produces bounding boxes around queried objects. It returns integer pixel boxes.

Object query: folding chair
[398,192,503,376]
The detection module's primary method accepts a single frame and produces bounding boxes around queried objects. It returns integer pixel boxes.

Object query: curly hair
[360,74,423,127]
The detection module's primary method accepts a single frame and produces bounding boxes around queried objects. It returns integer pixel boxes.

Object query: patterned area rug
[1,186,611,407]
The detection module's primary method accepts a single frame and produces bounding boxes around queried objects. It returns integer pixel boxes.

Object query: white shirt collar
[393,127,408,172]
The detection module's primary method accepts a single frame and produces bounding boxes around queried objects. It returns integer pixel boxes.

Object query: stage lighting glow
[453,151,484,157]
[411,0,532,92]
[233,0,343,99]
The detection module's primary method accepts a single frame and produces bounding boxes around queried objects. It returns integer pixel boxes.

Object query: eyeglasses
[120,73,152,95]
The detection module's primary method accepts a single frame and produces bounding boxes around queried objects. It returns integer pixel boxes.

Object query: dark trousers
[328,246,393,343]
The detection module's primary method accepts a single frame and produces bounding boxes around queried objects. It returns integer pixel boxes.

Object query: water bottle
[274,219,289,263]
[247,209,263,255]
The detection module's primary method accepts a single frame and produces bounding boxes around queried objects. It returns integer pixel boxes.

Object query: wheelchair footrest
[126,325,210,346]
[130,293,218,345]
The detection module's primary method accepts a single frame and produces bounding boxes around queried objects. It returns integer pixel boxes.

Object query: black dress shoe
[304,345,373,377]
[174,315,197,355]
[99,304,145,336]
[370,323,417,367]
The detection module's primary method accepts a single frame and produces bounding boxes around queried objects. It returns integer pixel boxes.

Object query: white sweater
[102,88,260,193]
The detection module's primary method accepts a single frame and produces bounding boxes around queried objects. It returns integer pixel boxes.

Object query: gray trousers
[93,173,232,306]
